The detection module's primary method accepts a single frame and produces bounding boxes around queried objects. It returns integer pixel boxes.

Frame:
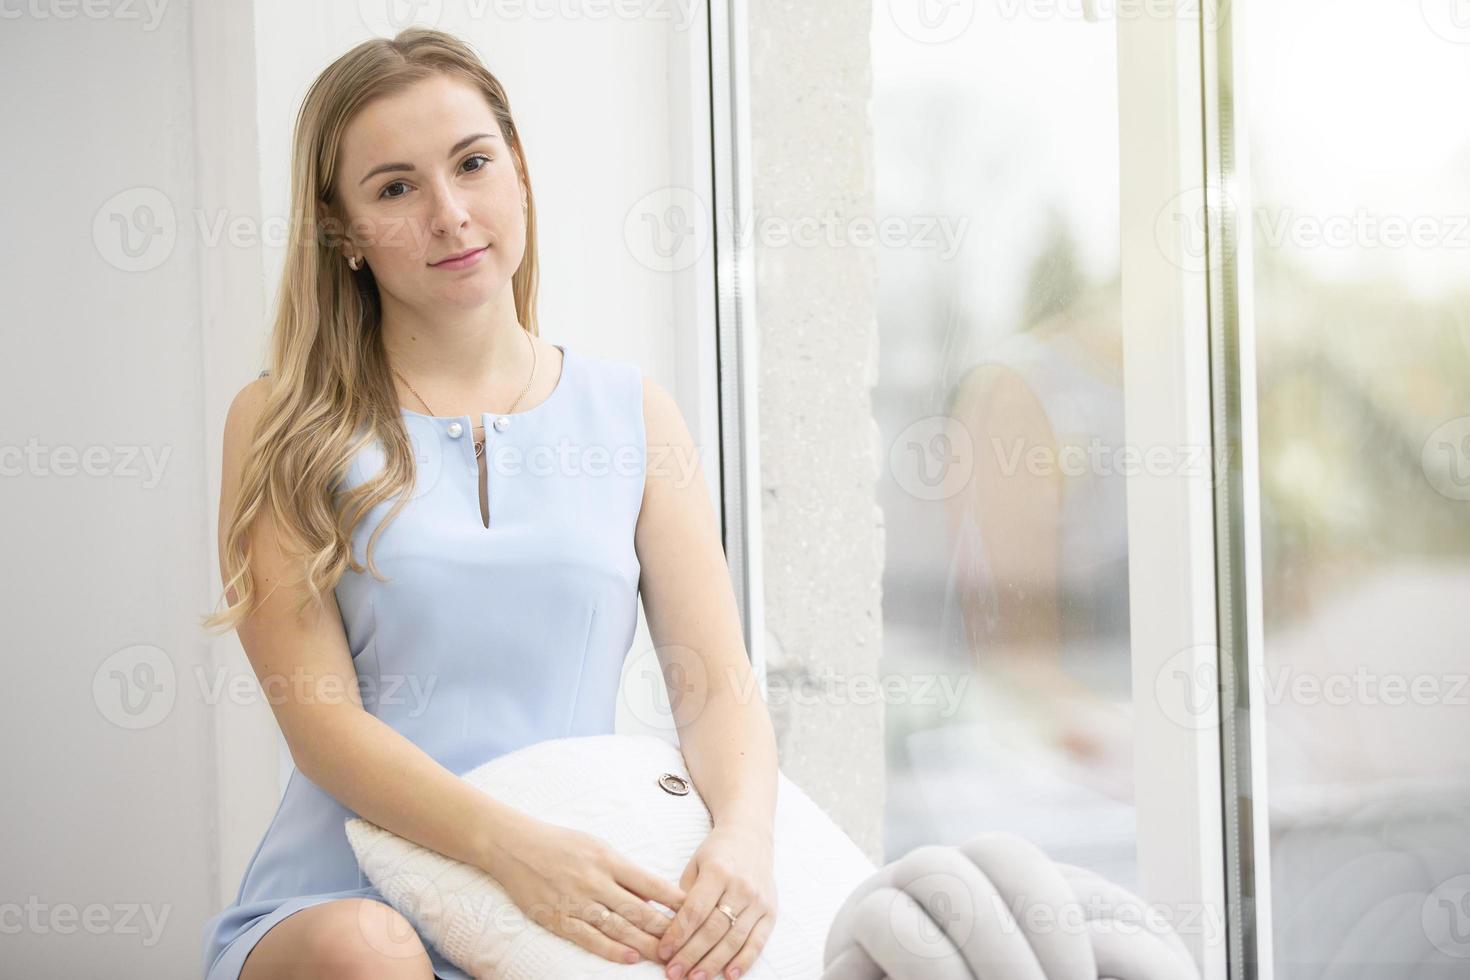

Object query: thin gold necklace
[390,329,537,458]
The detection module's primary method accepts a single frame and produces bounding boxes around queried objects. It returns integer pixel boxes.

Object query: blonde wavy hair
[201,27,539,634]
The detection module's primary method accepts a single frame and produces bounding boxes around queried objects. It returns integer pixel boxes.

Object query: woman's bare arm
[218,378,531,879]
[632,376,778,836]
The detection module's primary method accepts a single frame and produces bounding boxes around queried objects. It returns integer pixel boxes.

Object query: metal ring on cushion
[820,832,1202,980]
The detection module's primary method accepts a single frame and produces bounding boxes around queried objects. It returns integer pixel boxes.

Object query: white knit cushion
[345,733,874,979]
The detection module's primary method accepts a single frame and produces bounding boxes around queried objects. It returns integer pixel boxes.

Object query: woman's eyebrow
[358,132,500,185]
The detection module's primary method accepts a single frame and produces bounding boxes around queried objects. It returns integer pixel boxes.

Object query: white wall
[0,4,219,976]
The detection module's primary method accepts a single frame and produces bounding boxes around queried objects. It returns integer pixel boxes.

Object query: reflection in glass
[872,7,1136,888]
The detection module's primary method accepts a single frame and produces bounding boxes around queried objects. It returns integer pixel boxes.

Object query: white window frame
[703,0,766,685]
[1119,9,1235,980]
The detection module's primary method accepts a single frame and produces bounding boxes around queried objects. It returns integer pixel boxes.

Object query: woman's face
[327,73,526,313]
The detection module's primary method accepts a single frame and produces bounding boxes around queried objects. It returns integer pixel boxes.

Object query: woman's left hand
[657,822,777,980]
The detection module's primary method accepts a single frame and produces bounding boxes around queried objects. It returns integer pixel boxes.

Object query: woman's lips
[431,245,488,270]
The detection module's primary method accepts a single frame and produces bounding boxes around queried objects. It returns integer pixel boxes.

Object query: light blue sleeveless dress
[202,344,647,979]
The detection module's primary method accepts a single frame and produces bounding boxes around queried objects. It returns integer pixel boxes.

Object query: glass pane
[872,8,1136,887]
[1237,2,1470,974]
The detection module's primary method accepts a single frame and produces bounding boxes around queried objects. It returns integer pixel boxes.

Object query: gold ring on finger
[717,903,738,926]
[596,905,611,926]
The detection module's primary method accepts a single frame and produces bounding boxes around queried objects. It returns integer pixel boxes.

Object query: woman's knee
[242,898,434,980]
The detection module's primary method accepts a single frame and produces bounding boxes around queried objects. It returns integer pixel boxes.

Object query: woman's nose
[428,181,470,234]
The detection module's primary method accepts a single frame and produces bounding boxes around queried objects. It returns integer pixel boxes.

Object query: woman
[200,28,778,980]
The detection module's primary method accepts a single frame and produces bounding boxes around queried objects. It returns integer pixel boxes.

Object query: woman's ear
[315,199,348,259]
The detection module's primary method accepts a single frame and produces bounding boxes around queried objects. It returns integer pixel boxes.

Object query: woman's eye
[378,155,491,200]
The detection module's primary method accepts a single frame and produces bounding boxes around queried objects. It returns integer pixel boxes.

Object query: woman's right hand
[491,819,687,964]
